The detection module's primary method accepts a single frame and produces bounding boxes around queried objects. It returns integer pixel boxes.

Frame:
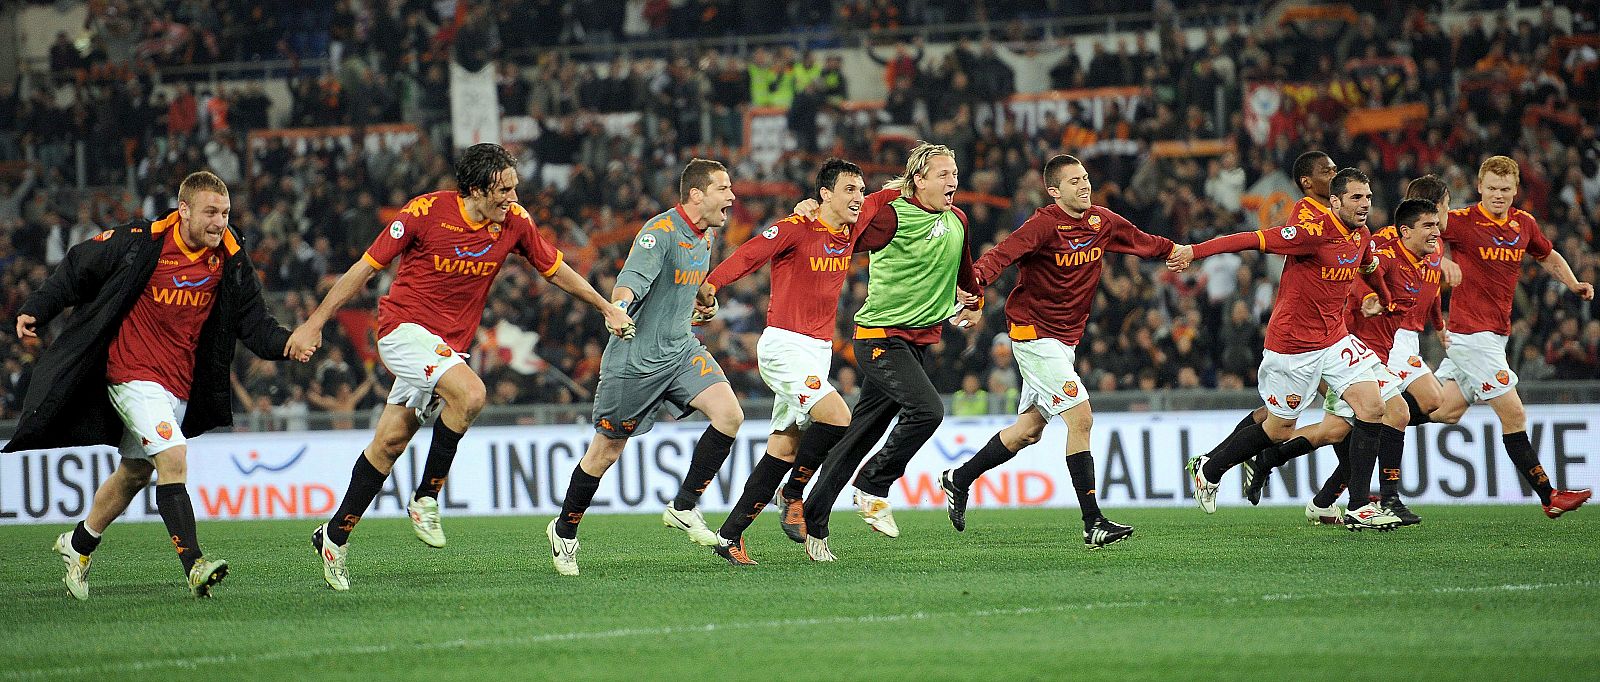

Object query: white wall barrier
[2,406,1595,524]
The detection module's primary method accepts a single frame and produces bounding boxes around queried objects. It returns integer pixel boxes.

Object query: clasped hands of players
[603,304,637,339]
[1164,244,1196,272]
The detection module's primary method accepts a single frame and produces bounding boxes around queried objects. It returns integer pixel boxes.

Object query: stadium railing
[3,381,1596,438]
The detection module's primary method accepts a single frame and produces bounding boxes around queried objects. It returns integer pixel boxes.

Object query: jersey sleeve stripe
[362,252,387,270]
[1254,231,1266,251]
[540,250,564,278]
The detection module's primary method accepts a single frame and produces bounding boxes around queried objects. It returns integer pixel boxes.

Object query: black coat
[4,212,291,453]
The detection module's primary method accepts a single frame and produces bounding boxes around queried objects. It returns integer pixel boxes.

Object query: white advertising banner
[2,407,1595,524]
[449,60,500,149]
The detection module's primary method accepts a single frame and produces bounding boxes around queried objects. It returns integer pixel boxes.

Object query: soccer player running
[1197,151,1341,453]
[292,144,633,591]
[547,159,745,576]
[937,154,1186,548]
[799,142,984,560]
[1429,155,1593,517]
[694,158,866,565]
[1244,177,1455,526]
[7,171,308,599]
[1170,168,1405,530]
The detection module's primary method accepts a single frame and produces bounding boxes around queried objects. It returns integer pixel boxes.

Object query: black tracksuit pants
[802,336,944,538]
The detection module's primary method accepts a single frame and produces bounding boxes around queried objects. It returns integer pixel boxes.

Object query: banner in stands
[2,406,1594,524]
[449,60,500,148]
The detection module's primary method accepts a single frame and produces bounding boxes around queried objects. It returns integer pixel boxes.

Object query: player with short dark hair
[794,142,984,561]
[695,158,866,565]
[546,158,745,575]
[1171,168,1405,530]
[292,143,633,591]
[937,155,1184,548]
[1429,155,1593,517]
[1242,178,1457,525]
[9,170,307,599]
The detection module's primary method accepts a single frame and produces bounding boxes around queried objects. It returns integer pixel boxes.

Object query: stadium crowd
[1,0,1598,426]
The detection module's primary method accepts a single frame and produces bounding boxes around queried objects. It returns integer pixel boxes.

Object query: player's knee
[152,447,188,482]
[904,396,944,427]
[1065,409,1093,434]
[1015,425,1044,448]
[584,436,626,468]
[451,378,488,421]
[1262,419,1296,441]
[711,403,745,433]
[119,461,155,493]
[1499,404,1527,431]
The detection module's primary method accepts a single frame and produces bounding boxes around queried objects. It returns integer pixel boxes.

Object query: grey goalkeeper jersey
[603,205,713,376]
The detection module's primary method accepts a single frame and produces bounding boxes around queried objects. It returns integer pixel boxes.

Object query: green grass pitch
[2,506,1596,680]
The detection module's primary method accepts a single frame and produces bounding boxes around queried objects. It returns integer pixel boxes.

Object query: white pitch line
[7,580,1594,679]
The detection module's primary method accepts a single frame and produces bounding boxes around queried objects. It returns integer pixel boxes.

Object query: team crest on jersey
[389,221,405,239]
[156,421,173,440]
[488,223,503,239]
[1496,370,1510,385]
[763,225,780,240]
[599,418,614,432]
[1509,220,1519,228]
[1280,225,1298,240]
[638,233,657,249]
[1062,381,1079,398]
[1285,394,1302,409]
[805,375,822,390]
[93,230,114,241]
[207,254,221,272]
[1087,214,1102,230]
[1408,356,1422,368]
[434,344,453,357]
[621,419,638,433]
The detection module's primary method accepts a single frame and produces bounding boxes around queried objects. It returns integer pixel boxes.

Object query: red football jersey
[706,213,858,341]
[1442,204,1552,335]
[363,191,563,352]
[106,214,224,399]
[1346,235,1441,361]
[974,203,1173,346]
[1193,210,1377,354]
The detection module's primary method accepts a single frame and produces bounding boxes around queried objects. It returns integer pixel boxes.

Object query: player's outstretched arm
[288,258,380,359]
[546,261,635,338]
[1538,250,1595,300]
